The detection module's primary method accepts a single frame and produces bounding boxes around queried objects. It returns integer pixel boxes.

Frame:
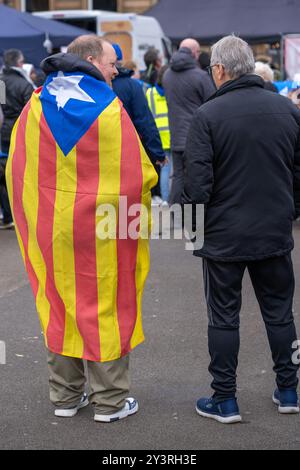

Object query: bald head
[68,35,105,60]
[180,38,201,60]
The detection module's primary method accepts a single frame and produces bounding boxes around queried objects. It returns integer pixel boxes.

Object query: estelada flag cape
[6,70,157,362]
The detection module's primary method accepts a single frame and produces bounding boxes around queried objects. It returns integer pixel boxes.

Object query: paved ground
[1,222,300,450]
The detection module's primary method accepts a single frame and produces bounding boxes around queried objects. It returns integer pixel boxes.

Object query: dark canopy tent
[0,5,90,67]
[145,0,300,44]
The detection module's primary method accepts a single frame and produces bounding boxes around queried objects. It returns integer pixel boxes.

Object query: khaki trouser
[47,350,130,415]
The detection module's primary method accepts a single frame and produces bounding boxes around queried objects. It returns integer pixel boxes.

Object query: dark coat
[183,74,300,261]
[0,67,33,144]
[113,67,165,163]
[163,48,215,152]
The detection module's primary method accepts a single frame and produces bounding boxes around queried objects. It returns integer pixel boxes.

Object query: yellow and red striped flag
[6,72,157,362]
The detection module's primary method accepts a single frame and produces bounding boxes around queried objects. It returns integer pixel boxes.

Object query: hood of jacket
[170,47,198,72]
[40,52,106,82]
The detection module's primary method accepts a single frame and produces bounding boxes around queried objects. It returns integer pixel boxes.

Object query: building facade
[0,0,158,13]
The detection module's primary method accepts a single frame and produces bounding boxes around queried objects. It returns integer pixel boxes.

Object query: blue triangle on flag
[40,71,116,156]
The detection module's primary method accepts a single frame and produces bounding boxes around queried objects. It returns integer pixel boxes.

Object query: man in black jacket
[0,49,33,229]
[183,35,300,423]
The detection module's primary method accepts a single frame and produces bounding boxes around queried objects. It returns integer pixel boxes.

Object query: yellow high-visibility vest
[146,87,170,150]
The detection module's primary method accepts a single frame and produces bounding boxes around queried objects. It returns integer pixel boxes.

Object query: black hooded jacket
[163,48,215,152]
[183,74,300,261]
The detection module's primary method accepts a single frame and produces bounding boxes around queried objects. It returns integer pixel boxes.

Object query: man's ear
[219,65,226,81]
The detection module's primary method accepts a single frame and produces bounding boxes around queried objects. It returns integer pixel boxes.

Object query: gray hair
[211,35,255,79]
[255,61,274,82]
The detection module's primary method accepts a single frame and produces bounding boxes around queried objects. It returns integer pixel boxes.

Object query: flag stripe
[96,99,122,361]
[53,145,84,358]
[117,108,143,356]
[6,119,26,263]
[23,97,51,339]
[11,103,39,299]
[73,119,101,361]
[36,113,66,353]
[130,138,153,349]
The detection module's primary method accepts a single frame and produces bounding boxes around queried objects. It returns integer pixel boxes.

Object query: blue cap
[112,43,123,61]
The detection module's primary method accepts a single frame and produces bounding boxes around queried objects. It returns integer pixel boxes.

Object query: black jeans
[169,150,185,205]
[202,254,299,402]
[0,141,12,224]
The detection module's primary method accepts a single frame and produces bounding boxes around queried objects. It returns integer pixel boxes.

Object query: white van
[34,10,172,70]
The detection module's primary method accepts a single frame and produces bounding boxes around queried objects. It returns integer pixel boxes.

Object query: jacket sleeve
[294,128,300,219]
[182,109,214,204]
[130,82,165,163]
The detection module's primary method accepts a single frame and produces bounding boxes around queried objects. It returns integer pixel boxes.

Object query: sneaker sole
[272,395,299,414]
[195,406,242,424]
[55,397,89,417]
[94,402,139,423]
[0,225,14,230]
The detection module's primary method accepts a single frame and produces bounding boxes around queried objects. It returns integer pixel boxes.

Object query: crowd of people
[1,34,300,425]
[1,37,300,229]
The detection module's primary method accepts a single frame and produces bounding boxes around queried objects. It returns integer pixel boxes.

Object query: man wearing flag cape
[6,36,159,422]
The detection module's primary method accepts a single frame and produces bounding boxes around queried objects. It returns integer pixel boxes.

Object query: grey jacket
[163,48,215,152]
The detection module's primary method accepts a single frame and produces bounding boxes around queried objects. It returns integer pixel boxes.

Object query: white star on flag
[46,71,95,109]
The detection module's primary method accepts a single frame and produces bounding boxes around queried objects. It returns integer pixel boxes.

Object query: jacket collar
[207,74,265,102]
[170,47,198,72]
[40,52,106,82]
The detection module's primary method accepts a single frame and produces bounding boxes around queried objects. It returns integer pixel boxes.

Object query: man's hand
[155,156,169,167]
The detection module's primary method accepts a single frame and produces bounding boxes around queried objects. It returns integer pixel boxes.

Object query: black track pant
[202,254,299,402]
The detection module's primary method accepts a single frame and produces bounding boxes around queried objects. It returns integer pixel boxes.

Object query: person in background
[198,51,211,72]
[122,60,141,79]
[163,38,215,207]
[122,59,150,94]
[112,44,167,206]
[140,47,163,87]
[146,65,171,206]
[286,74,300,110]
[0,48,33,229]
[255,61,278,92]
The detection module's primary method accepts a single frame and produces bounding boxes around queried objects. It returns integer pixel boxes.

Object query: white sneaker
[162,201,169,207]
[0,221,14,230]
[54,393,89,417]
[94,397,138,423]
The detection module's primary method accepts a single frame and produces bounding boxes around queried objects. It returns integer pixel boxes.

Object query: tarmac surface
[1,222,300,450]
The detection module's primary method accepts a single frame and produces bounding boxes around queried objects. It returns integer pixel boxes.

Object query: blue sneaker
[272,389,299,414]
[196,397,242,424]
